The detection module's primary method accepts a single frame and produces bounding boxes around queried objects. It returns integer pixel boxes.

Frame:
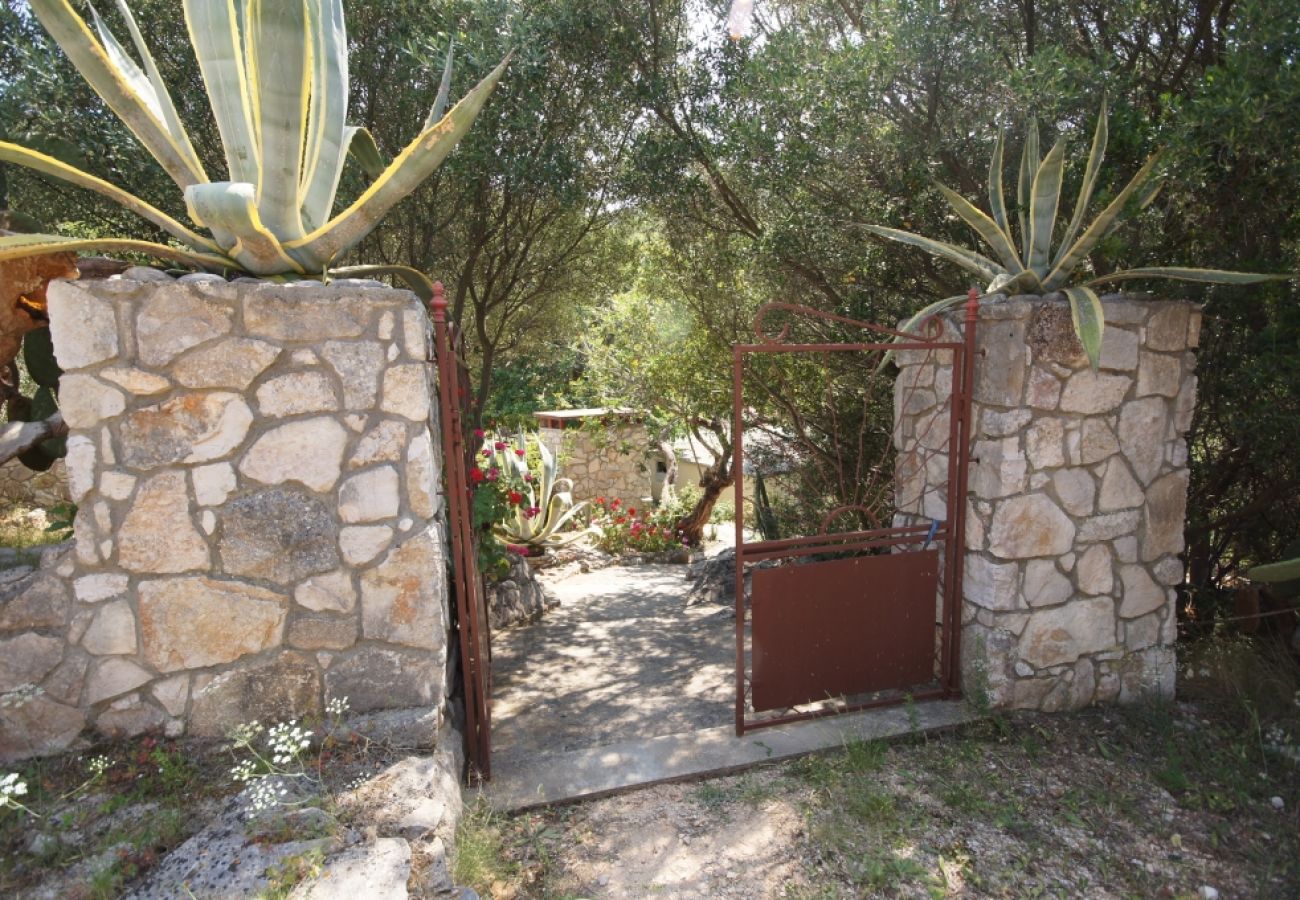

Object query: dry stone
[1146,303,1190,351]
[1076,544,1114,596]
[406,429,439,518]
[1051,469,1096,517]
[988,494,1075,559]
[257,371,340,417]
[340,526,395,566]
[1020,597,1116,667]
[151,675,190,717]
[360,529,445,650]
[244,290,370,341]
[288,614,357,651]
[1141,470,1189,562]
[322,341,386,408]
[1118,397,1168,484]
[240,417,348,492]
[1136,351,1182,398]
[47,281,119,368]
[173,337,281,389]
[0,572,70,632]
[1025,367,1061,409]
[1060,371,1132,414]
[1119,565,1166,618]
[219,488,339,584]
[73,573,128,603]
[139,577,287,672]
[350,419,408,468]
[0,633,64,692]
[1098,458,1144,511]
[1073,419,1120,465]
[85,657,152,705]
[1098,327,1139,371]
[65,434,96,502]
[295,570,356,613]
[119,392,254,468]
[136,287,233,366]
[1022,559,1072,608]
[192,462,237,506]
[1025,419,1065,469]
[339,466,400,523]
[380,364,432,421]
[118,471,209,574]
[100,366,172,395]
[57,375,126,429]
[0,695,85,763]
[964,555,1019,611]
[188,650,321,737]
[81,600,137,655]
[324,646,444,713]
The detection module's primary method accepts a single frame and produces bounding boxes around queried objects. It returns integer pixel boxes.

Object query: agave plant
[865,99,1288,367]
[0,0,508,292]
[488,433,588,552]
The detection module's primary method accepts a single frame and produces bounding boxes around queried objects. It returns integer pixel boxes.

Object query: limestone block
[1113,536,1138,564]
[403,307,430,360]
[151,674,190,717]
[1024,419,1065,470]
[65,434,96,502]
[1141,470,1189,562]
[119,392,254,468]
[47,281,119,369]
[988,494,1075,559]
[243,290,370,341]
[406,429,440,518]
[350,419,408,468]
[360,529,445,650]
[1125,614,1161,651]
[118,471,209,574]
[380,365,432,422]
[295,570,357,613]
[173,339,282,394]
[1078,510,1140,541]
[1136,352,1182,398]
[970,438,1027,500]
[0,572,70,632]
[964,555,1020,611]
[96,696,167,739]
[100,366,171,395]
[1119,565,1165,618]
[139,577,287,672]
[1020,597,1117,667]
[1026,367,1061,410]
[1051,469,1095,517]
[188,650,322,737]
[1098,458,1144,511]
[240,417,348,492]
[257,371,340,417]
[339,467,401,523]
[1153,556,1184,587]
[1068,419,1120,466]
[324,646,444,713]
[219,488,340,584]
[1098,327,1139,371]
[85,657,152,705]
[288,614,358,651]
[1146,303,1190,352]
[57,375,126,429]
[0,694,86,763]
[1174,375,1198,433]
[1059,371,1132,415]
[192,462,237,506]
[81,600,138,655]
[340,525,395,566]
[1076,544,1114,596]
[1117,397,1168,484]
[1023,559,1072,608]
[100,470,136,500]
[137,287,234,366]
[322,341,387,409]
[0,632,64,692]
[73,573,129,603]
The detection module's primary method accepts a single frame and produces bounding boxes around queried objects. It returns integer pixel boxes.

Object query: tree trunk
[656,432,678,502]
[674,461,734,545]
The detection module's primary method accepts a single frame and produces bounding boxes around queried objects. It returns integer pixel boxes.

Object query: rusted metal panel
[749,551,941,712]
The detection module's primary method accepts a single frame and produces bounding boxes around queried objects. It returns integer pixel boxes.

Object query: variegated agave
[0,0,508,292]
[489,434,588,551]
[865,100,1287,367]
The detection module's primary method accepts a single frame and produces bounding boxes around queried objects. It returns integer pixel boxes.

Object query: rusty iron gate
[430,283,493,781]
[731,292,979,735]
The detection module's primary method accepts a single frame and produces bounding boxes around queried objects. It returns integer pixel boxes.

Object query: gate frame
[431,283,493,782]
[731,290,981,735]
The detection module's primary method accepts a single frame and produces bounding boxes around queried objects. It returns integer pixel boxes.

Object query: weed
[841,739,887,774]
[452,799,517,893]
[262,848,325,899]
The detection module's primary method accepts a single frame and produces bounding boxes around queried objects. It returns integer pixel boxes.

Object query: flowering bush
[590,496,692,555]
[226,697,349,818]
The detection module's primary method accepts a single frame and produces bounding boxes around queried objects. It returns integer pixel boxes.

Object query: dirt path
[490,563,735,765]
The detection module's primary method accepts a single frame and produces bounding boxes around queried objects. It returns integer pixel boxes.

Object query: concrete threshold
[482,699,980,812]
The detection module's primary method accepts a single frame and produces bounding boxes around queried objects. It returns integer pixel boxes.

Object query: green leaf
[1027,140,1066,274]
[1249,557,1300,583]
[1053,96,1108,267]
[1063,285,1104,370]
[184,182,306,274]
[345,127,388,180]
[1087,267,1294,287]
[300,0,349,232]
[28,385,60,421]
[988,130,1010,238]
[0,233,233,270]
[1017,117,1039,260]
[934,181,1022,273]
[246,0,311,239]
[329,263,435,301]
[874,292,968,374]
[183,0,260,185]
[424,38,456,131]
[860,224,1005,282]
[22,328,62,389]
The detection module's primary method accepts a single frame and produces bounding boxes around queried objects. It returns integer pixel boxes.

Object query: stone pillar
[1,271,450,758]
[894,293,1198,711]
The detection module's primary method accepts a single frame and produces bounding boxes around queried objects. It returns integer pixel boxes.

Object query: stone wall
[0,457,68,508]
[1,273,451,762]
[538,423,654,506]
[895,293,1196,711]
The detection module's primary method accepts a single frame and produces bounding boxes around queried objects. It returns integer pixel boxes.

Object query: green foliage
[589,496,689,555]
[483,431,588,551]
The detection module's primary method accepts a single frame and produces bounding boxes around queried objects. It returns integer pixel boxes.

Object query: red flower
[611,498,622,509]
[494,441,507,451]
[473,428,485,439]
[481,449,491,457]
[627,507,636,516]
[515,448,525,457]
[470,468,485,484]
[595,496,606,506]
[615,515,627,525]
[508,491,523,506]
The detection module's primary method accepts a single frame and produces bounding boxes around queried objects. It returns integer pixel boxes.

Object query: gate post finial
[965,287,980,324]
[430,280,447,322]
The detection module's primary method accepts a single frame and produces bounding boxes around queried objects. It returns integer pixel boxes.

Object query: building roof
[532,407,636,420]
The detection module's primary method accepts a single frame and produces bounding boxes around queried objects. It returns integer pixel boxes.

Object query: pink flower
[488,468,499,481]
[473,428,485,439]
[515,448,525,457]
[524,473,533,482]
[494,441,507,451]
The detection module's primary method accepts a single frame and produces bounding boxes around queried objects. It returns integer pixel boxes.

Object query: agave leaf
[860,224,1005,282]
[988,130,1011,237]
[287,54,511,269]
[1040,152,1164,292]
[873,292,969,374]
[1027,140,1066,274]
[1053,96,1108,267]
[0,233,233,270]
[537,436,556,507]
[0,141,219,251]
[328,263,435,300]
[345,127,388,180]
[1063,285,1104,370]
[245,0,310,239]
[1017,117,1039,260]
[1249,556,1300,584]
[424,38,457,132]
[300,0,349,232]
[28,0,206,189]
[934,181,1022,273]
[183,0,260,185]
[1087,267,1294,287]
[185,182,306,274]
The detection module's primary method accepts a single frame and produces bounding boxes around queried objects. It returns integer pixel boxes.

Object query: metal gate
[731,292,979,734]
[430,283,492,781]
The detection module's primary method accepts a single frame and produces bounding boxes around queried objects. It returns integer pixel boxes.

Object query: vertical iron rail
[733,345,746,736]
[430,283,491,782]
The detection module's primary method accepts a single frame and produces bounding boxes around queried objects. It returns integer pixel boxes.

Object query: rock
[173,337,281,390]
[1118,397,1168,484]
[1022,559,1072,607]
[100,470,137,500]
[486,553,555,628]
[188,650,321,737]
[1119,565,1166,618]
[139,577,287,672]
[192,461,237,506]
[963,555,1020,611]
[361,530,445,650]
[1,571,70,632]
[324,647,444,713]
[100,366,172,395]
[1024,419,1065,470]
[0,694,86,763]
[57,374,126,428]
[288,614,357,651]
[322,341,387,409]
[988,494,1076,559]
[65,434,96,502]
[1072,419,1120,465]
[1098,326,1139,371]
[295,571,357,613]
[1152,556,1184,587]
[0,632,64,692]
[980,408,1032,438]
[380,365,432,422]
[289,838,412,899]
[1051,469,1096,517]
[244,289,371,341]
[85,657,153,705]
[405,429,440,518]
[344,706,442,748]
[118,471,210,574]
[81,600,138,655]
[1136,351,1182,398]
[970,438,1028,499]
[1098,458,1143,511]
[975,318,1027,405]
[1076,544,1113,596]
[136,286,234,366]
[1197,886,1220,900]
[339,467,401,523]
[1141,470,1189,562]
[73,573,129,603]
[1025,366,1062,410]
[1147,303,1190,352]
[257,371,340,417]
[1020,597,1116,667]
[1270,796,1284,810]
[96,697,166,738]
[1078,510,1140,541]
[1059,371,1132,414]
[151,675,190,716]
[119,392,254,468]
[1125,613,1160,650]
[47,281,120,368]
[43,652,89,705]
[340,526,395,566]
[220,488,340,584]
[350,419,408,468]
[340,753,461,842]
[240,417,349,492]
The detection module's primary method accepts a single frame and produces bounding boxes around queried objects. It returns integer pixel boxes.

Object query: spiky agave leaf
[0,233,233,270]
[1062,285,1105,369]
